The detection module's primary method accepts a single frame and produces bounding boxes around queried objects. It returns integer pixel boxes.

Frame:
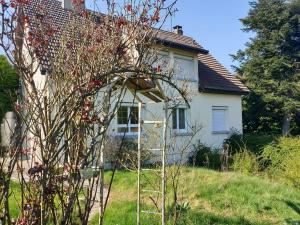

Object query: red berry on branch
[126,4,132,12]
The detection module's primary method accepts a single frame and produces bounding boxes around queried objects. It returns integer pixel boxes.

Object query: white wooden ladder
[137,101,168,225]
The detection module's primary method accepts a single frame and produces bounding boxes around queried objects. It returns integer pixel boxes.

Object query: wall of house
[1,111,16,147]
[24,46,243,164]
[190,92,243,147]
[21,67,48,161]
[107,81,243,163]
[107,48,244,163]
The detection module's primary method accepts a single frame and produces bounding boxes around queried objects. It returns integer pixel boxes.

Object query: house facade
[109,28,249,153]
[12,0,249,163]
[108,50,248,158]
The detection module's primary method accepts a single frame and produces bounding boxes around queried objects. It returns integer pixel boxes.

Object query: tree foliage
[234,0,300,135]
[0,55,18,121]
[0,0,184,224]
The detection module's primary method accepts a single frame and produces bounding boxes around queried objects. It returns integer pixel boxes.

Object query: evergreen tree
[0,55,19,121]
[234,0,300,136]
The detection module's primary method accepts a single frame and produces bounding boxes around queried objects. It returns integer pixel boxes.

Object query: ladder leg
[137,100,168,225]
[162,100,168,225]
[137,102,142,225]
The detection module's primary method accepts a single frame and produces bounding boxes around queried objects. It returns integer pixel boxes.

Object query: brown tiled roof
[23,0,207,67]
[154,29,207,53]
[198,53,249,95]
[23,0,71,69]
[23,0,249,95]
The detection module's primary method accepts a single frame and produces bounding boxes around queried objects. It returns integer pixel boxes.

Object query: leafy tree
[0,55,18,121]
[234,0,300,136]
[242,93,283,134]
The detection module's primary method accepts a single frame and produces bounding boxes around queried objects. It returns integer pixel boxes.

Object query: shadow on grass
[182,211,271,225]
[90,201,270,225]
[284,200,300,225]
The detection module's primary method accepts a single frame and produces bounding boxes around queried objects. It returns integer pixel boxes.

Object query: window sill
[212,131,230,134]
[112,133,138,138]
[173,132,193,137]
[175,78,198,82]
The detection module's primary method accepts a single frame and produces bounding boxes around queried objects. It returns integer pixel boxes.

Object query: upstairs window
[212,106,228,133]
[172,108,187,133]
[174,56,195,81]
[117,106,139,135]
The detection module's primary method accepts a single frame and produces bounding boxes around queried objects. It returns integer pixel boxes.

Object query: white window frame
[212,106,229,134]
[172,107,188,134]
[116,104,139,136]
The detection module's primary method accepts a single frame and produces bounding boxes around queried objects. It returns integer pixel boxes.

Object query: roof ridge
[152,27,198,42]
[48,0,198,43]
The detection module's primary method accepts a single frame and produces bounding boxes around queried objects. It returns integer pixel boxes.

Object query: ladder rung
[141,168,161,172]
[143,120,164,124]
[141,210,161,215]
[141,189,161,194]
[148,148,162,151]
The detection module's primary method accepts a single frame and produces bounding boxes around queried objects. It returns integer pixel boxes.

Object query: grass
[7,167,300,224]
[91,168,300,225]
[8,181,22,218]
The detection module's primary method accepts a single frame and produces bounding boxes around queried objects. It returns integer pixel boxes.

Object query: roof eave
[199,86,250,96]
[155,38,209,54]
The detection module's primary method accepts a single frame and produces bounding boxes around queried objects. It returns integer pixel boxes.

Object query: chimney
[173,25,183,35]
[62,0,85,12]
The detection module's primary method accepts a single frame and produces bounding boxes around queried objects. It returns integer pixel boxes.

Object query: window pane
[212,109,226,131]
[179,108,186,129]
[172,109,177,129]
[117,106,128,125]
[130,107,139,124]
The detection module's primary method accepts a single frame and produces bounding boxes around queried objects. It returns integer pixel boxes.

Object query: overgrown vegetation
[190,134,300,190]
[261,137,300,187]
[231,150,260,175]
[225,133,276,155]
[226,134,300,189]
[88,168,300,225]
[189,143,222,170]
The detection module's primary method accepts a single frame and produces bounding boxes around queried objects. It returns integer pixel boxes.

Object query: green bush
[231,149,259,175]
[261,137,300,187]
[189,143,222,170]
[225,133,276,155]
[225,133,246,155]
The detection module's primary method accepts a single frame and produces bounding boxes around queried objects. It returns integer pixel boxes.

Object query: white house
[17,0,249,163]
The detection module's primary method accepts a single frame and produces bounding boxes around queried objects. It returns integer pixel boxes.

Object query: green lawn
[91,168,300,225]
[7,168,300,224]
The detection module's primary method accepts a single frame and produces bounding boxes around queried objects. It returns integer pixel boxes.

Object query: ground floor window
[172,107,187,133]
[117,105,139,135]
[212,106,228,133]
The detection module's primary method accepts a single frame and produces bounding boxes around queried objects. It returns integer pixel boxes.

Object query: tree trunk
[282,112,292,136]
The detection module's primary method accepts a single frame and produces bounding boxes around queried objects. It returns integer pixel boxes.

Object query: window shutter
[172,109,177,129]
[174,57,194,80]
[212,109,226,132]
